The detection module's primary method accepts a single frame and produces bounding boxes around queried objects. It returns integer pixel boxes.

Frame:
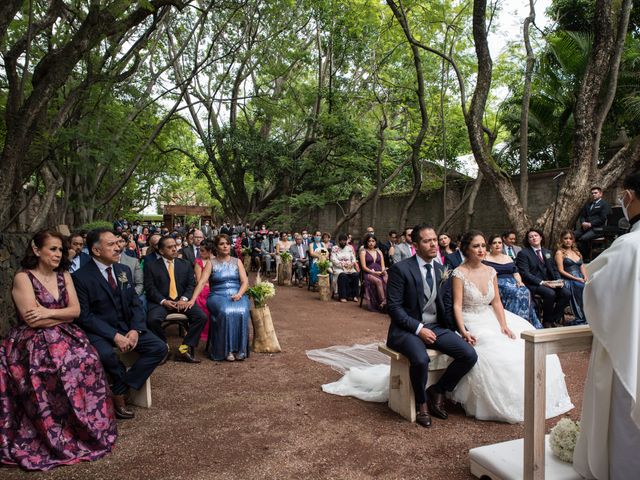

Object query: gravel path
[3,279,588,479]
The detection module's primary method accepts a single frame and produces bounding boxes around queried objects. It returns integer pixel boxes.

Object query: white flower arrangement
[549,418,580,463]
[117,271,129,288]
[247,274,276,308]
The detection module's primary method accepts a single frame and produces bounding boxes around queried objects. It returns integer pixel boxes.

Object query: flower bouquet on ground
[549,418,580,463]
[247,275,281,353]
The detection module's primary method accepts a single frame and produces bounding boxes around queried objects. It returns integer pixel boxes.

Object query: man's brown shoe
[426,385,448,420]
[112,394,135,419]
[416,411,432,428]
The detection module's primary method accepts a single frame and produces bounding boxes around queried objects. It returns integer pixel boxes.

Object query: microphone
[552,172,565,180]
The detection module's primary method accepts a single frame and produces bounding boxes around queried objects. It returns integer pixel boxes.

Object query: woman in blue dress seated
[483,234,542,329]
[554,230,588,325]
[191,234,250,362]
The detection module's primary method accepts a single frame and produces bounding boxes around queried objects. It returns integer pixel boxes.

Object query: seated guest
[194,240,215,342]
[309,230,328,289]
[73,228,166,419]
[437,233,455,264]
[331,234,359,302]
[121,232,138,258]
[574,186,611,258]
[68,231,91,272]
[359,234,388,312]
[501,229,522,260]
[117,233,145,312]
[0,230,116,470]
[275,231,292,274]
[144,236,207,363]
[444,249,464,269]
[260,232,276,275]
[142,232,162,264]
[516,228,571,328]
[191,234,250,362]
[289,234,309,287]
[379,230,397,267]
[251,233,264,272]
[321,231,333,249]
[181,229,204,265]
[392,227,414,263]
[555,230,588,325]
[484,234,542,329]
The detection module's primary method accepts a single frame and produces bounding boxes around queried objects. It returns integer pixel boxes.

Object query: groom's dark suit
[386,256,477,406]
[73,259,167,395]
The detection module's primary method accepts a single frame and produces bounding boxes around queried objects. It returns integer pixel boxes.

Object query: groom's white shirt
[573,220,640,479]
[415,255,437,335]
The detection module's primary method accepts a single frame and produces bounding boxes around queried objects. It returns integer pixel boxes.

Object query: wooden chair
[469,326,592,479]
[378,344,451,423]
[588,237,607,262]
[161,312,188,339]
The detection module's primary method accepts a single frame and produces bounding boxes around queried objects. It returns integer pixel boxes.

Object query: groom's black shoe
[426,385,448,420]
[416,412,432,428]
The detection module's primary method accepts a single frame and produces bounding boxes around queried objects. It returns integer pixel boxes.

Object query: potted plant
[278,251,293,286]
[247,276,281,353]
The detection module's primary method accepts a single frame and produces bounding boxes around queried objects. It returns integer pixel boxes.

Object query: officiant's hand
[418,327,437,345]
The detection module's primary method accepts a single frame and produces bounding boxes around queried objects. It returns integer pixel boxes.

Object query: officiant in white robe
[574,174,640,480]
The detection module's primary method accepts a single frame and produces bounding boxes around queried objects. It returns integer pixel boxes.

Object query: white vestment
[573,221,640,479]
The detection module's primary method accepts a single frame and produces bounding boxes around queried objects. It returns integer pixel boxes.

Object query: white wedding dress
[307,268,574,424]
[448,268,573,423]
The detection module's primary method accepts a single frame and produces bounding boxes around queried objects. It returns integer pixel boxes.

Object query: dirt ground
[3,277,588,480]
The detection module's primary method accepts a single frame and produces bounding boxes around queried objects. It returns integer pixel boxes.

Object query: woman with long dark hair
[0,230,116,470]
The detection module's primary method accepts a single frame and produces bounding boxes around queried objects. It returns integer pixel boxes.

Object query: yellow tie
[168,260,178,300]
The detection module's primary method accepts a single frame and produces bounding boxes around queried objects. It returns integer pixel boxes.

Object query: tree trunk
[519,0,535,210]
[464,172,484,231]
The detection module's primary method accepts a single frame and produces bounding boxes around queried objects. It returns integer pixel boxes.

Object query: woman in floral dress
[0,230,117,471]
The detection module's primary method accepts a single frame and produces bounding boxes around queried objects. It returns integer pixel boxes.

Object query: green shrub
[79,220,114,231]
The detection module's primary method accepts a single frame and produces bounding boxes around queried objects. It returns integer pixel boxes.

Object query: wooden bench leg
[388,356,416,423]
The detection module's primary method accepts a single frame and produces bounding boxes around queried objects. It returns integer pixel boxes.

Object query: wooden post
[524,341,547,480]
[250,305,281,353]
[317,274,331,301]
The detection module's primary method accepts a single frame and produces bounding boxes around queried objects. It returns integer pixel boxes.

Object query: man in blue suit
[516,228,571,328]
[386,223,477,427]
[73,228,167,420]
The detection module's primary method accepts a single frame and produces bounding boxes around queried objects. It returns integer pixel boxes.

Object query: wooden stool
[113,349,152,408]
[378,344,451,422]
[162,312,189,338]
[588,237,606,261]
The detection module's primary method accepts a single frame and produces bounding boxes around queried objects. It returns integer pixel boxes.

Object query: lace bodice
[452,267,495,313]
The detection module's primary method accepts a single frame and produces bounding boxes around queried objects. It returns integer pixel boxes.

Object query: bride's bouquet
[549,418,580,463]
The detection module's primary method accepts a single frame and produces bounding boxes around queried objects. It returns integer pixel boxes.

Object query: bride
[308,230,574,424]
[448,230,573,423]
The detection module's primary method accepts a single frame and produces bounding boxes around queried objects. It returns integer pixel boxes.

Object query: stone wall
[0,233,30,337]
[308,169,611,239]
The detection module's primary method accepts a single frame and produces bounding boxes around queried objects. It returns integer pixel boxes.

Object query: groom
[386,223,477,427]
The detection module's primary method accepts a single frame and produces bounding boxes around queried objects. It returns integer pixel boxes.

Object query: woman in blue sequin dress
[191,234,250,361]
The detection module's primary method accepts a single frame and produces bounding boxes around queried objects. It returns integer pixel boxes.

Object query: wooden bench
[114,349,152,408]
[378,344,452,422]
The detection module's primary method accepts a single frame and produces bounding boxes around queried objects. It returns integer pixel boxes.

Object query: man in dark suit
[574,186,611,258]
[68,232,91,273]
[73,229,167,420]
[386,223,478,428]
[144,236,207,363]
[289,234,309,286]
[143,233,162,266]
[180,229,204,265]
[516,228,572,328]
[444,249,464,269]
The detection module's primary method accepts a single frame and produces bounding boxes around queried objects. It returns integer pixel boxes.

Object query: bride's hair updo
[459,230,486,256]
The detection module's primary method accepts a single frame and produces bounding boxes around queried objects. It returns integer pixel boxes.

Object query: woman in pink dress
[0,230,117,471]
[195,240,214,342]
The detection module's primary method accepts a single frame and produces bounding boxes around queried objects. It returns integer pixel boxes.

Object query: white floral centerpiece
[247,275,276,308]
[549,418,580,463]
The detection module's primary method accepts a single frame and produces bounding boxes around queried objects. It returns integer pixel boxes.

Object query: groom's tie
[424,263,434,297]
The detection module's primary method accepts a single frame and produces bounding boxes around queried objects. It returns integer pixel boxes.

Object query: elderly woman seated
[0,230,116,470]
[331,234,359,302]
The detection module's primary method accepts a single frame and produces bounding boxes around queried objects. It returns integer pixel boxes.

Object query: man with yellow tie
[144,236,207,363]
